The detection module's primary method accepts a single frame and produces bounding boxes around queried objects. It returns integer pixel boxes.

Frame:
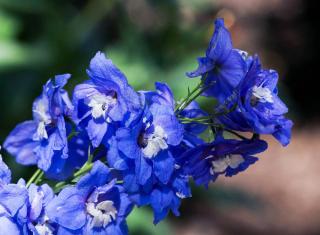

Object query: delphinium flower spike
[0,17,293,235]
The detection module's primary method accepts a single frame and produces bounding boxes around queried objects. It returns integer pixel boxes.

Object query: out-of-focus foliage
[127,208,172,235]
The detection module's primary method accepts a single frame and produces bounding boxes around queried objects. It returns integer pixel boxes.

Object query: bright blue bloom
[72,52,143,148]
[182,136,268,187]
[108,82,183,186]
[107,82,189,223]
[216,56,293,146]
[4,74,89,180]
[46,161,133,235]
[187,18,247,102]
[0,158,56,235]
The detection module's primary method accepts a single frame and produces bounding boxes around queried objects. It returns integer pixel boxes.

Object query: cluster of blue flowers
[0,18,292,235]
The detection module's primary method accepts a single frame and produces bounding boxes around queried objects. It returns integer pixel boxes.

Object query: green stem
[53,146,94,192]
[74,162,93,179]
[26,169,42,187]
[175,82,202,113]
[34,171,44,185]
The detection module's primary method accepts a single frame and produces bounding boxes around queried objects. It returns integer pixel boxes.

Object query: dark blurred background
[0,0,319,234]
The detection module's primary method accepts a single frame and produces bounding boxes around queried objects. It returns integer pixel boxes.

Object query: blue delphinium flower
[4,74,89,180]
[0,157,55,235]
[107,82,190,223]
[72,52,143,148]
[187,18,247,102]
[182,136,268,187]
[216,56,293,146]
[46,161,133,235]
[108,82,184,186]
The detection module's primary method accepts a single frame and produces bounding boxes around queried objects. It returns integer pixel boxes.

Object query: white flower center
[35,215,54,235]
[210,154,245,175]
[35,224,54,235]
[87,93,116,119]
[252,85,273,103]
[33,98,51,141]
[33,98,51,124]
[176,192,186,199]
[142,126,168,158]
[87,201,118,228]
[34,121,48,141]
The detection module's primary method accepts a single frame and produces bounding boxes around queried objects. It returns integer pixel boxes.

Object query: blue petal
[206,18,233,63]
[272,119,293,147]
[123,170,139,193]
[0,184,28,216]
[203,50,247,101]
[45,129,89,180]
[153,150,174,184]
[28,183,54,222]
[107,137,129,170]
[0,216,21,235]
[0,157,11,185]
[54,74,71,88]
[117,188,134,218]
[115,128,140,160]
[46,187,86,230]
[153,114,184,146]
[3,121,39,165]
[57,226,82,235]
[150,188,174,224]
[186,57,214,78]
[86,118,108,148]
[135,154,152,185]
[87,51,129,90]
[28,184,43,221]
[76,161,110,196]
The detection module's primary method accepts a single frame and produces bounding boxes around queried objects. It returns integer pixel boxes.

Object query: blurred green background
[1,1,319,234]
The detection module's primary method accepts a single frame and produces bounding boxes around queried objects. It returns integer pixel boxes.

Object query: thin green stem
[175,82,202,113]
[26,169,42,187]
[34,171,44,185]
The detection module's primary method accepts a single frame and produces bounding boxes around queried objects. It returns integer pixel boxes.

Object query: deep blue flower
[182,136,268,187]
[187,18,247,102]
[0,158,56,235]
[107,82,190,223]
[72,52,143,148]
[3,75,89,180]
[46,161,133,235]
[216,56,293,146]
[108,82,183,186]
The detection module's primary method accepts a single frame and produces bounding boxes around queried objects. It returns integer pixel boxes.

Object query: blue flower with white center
[187,18,247,102]
[108,82,183,186]
[107,82,189,223]
[216,56,293,146]
[72,52,143,148]
[0,157,56,235]
[46,161,133,235]
[182,136,268,187]
[3,75,89,180]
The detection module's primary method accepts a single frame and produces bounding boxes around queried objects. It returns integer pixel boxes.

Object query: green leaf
[127,208,173,235]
